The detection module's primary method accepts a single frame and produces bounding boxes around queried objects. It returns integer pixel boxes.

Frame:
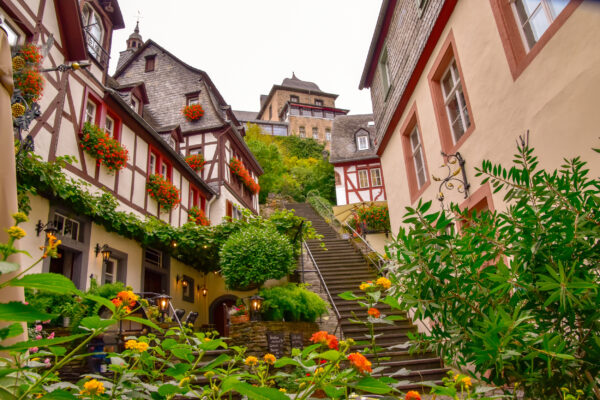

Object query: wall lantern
[155,293,171,314]
[201,285,208,297]
[249,294,264,321]
[35,220,58,237]
[94,244,112,263]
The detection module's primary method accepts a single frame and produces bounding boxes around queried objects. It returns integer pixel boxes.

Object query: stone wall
[229,321,319,356]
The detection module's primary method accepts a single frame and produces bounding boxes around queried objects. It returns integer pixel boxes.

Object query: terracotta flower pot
[231,314,249,324]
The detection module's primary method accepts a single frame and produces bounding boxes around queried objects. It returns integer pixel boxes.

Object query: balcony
[84,30,110,68]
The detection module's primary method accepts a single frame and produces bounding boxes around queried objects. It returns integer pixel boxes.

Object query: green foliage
[259,283,328,322]
[385,142,600,399]
[220,225,295,290]
[245,124,335,203]
[25,288,76,324]
[307,193,334,220]
[15,147,320,273]
[69,278,126,332]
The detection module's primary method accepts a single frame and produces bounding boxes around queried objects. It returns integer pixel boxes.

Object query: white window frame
[357,135,369,151]
[103,256,118,284]
[326,129,331,142]
[0,11,24,46]
[511,0,569,51]
[82,5,104,60]
[105,115,114,137]
[131,95,139,113]
[312,127,319,139]
[370,168,382,187]
[441,60,470,144]
[358,170,369,189]
[379,46,391,97]
[144,248,163,269]
[85,101,97,124]
[187,96,199,106]
[149,153,157,174]
[299,126,305,138]
[53,212,80,241]
[409,126,427,189]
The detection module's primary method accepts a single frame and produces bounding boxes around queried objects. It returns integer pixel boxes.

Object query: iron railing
[342,222,386,274]
[84,30,110,68]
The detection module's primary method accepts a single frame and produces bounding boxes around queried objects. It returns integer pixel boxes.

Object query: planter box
[230,314,249,324]
[229,321,319,357]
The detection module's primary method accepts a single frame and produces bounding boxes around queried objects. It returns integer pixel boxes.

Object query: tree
[385,141,600,399]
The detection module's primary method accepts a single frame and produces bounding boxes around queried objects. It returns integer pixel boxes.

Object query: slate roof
[232,110,258,122]
[281,73,321,91]
[330,114,379,164]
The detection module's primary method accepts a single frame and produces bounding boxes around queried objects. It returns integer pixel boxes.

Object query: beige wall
[288,116,333,150]
[380,1,600,234]
[262,89,336,122]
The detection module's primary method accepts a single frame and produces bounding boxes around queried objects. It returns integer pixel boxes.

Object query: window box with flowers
[347,204,390,234]
[229,157,260,194]
[188,206,209,226]
[229,304,249,324]
[80,122,129,173]
[146,174,180,211]
[182,104,204,121]
[185,153,206,172]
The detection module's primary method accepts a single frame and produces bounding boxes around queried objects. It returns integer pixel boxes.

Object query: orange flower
[367,308,380,318]
[326,334,339,350]
[111,298,123,308]
[310,331,329,345]
[405,391,421,400]
[347,352,372,374]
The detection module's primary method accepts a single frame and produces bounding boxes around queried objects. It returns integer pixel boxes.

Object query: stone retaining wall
[229,321,319,356]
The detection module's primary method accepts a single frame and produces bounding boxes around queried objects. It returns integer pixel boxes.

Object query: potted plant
[146,174,180,211]
[229,304,249,324]
[228,157,260,194]
[60,302,76,328]
[182,104,204,121]
[188,206,210,226]
[185,153,206,171]
[79,122,129,173]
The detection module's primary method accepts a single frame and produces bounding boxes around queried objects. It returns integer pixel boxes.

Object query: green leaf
[164,363,191,378]
[122,316,162,332]
[85,294,116,313]
[323,384,345,399]
[338,291,362,301]
[274,357,301,368]
[0,302,56,322]
[40,390,78,399]
[157,384,181,396]
[0,261,19,275]
[316,350,340,361]
[0,334,87,351]
[0,323,23,340]
[198,353,230,371]
[231,382,289,400]
[80,316,116,331]
[350,376,393,394]
[8,273,79,294]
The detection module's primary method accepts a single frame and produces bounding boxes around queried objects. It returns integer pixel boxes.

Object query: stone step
[365,350,438,363]
[343,332,415,346]
[341,323,415,336]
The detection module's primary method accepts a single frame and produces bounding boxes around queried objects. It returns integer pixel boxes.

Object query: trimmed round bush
[260,283,328,322]
[220,225,295,290]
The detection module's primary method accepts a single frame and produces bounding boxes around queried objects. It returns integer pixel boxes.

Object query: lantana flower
[347,352,372,374]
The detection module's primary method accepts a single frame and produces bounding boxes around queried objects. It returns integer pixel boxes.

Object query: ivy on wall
[16,149,320,272]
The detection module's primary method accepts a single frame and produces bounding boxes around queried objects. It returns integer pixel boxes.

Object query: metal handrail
[84,30,110,67]
[303,240,343,338]
[343,222,386,274]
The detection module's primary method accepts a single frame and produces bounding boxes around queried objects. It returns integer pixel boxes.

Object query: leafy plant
[146,173,181,211]
[229,157,260,194]
[260,283,328,322]
[347,204,390,233]
[182,104,204,121]
[385,141,600,399]
[185,153,206,171]
[188,206,210,226]
[220,225,295,290]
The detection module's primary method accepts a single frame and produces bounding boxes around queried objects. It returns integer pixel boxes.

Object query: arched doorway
[209,295,237,337]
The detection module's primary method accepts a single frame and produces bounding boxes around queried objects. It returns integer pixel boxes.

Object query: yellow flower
[11,103,25,118]
[376,277,391,290]
[359,282,372,291]
[204,371,215,379]
[136,341,149,352]
[461,377,472,387]
[315,367,325,375]
[179,377,190,387]
[12,212,28,223]
[80,379,105,395]
[125,339,138,350]
[203,337,211,342]
[12,56,25,70]
[244,356,258,366]
[6,226,26,239]
[263,353,276,365]
[279,388,287,393]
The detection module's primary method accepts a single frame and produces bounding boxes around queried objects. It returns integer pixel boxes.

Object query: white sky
[108,1,381,115]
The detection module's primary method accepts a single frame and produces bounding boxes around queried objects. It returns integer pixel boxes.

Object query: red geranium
[229,157,260,194]
[12,43,44,106]
[182,104,204,121]
[146,174,180,211]
[185,153,206,171]
[188,206,210,226]
[80,122,128,173]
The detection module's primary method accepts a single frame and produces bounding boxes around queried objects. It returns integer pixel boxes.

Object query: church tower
[116,22,143,71]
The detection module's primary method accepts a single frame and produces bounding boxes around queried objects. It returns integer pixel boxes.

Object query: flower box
[146,174,180,211]
[185,153,206,171]
[230,314,249,324]
[188,206,210,226]
[229,157,260,194]
[80,122,129,173]
[182,104,204,121]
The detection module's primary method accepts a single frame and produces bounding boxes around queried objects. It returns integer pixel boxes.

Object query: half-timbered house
[2,0,258,331]
[113,29,263,221]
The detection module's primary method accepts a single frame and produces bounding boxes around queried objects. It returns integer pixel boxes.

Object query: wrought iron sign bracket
[433,151,471,209]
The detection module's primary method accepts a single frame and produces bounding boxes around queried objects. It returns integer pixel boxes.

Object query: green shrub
[70,279,125,331]
[25,288,76,325]
[220,225,295,290]
[260,284,328,322]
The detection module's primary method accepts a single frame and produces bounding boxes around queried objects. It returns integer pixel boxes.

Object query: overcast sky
[109,1,381,115]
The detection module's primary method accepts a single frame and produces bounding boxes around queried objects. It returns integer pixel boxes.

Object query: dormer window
[356,129,370,151]
[187,95,199,106]
[145,55,156,72]
[82,5,104,61]
[131,95,140,113]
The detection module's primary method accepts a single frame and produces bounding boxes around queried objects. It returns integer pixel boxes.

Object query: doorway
[209,295,237,337]
[49,246,83,289]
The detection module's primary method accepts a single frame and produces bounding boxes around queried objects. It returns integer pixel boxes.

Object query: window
[299,126,305,138]
[358,170,369,188]
[53,212,80,241]
[145,55,156,72]
[0,11,24,46]
[379,47,391,98]
[105,115,114,137]
[190,187,200,208]
[143,248,169,294]
[429,33,475,154]
[315,99,323,106]
[187,96,199,106]
[357,135,369,151]
[148,149,172,181]
[181,275,194,303]
[409,127,427,188]
[335,172,341,186]
[268,105,272,120]
[103,257,118,284]
[226,200,243,220]
[490,0,578,80]
[131,95,139,113]
[290,95,299,103]
[441,60,470,144]
[85,100,97,124]
[370,168,382,187]
[149,152,157,175]
[512,0,569,50]
[326,129,331,142]
[144,248,163,269]
[82,5,104,60]
[312,127,319,139]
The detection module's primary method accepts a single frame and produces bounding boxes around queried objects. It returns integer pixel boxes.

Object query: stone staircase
[287,202,448,390]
